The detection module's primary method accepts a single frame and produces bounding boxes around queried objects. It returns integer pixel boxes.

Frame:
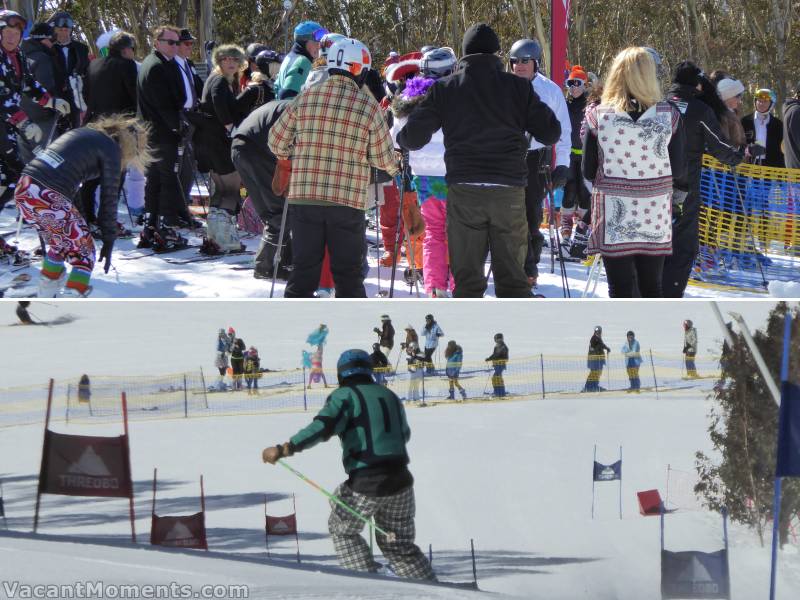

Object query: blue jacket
[445,348,463,378]
[621,339,642,367]
[421,321,444,349]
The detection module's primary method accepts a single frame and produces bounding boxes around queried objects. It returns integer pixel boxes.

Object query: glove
[20,120,42,144]
[45,97,71,116]
[272,158,292,196]
[99,237,115,273]
[262,442,293,464]
[373,327,381,335]
[551,165,571,189]
[747,143,766,160]
[400,342,406,350]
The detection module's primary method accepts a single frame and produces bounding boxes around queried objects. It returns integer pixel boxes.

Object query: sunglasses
[566,79,585,87]
[158,39,179,46]
[180,40,194,46]
[510,57,533,65]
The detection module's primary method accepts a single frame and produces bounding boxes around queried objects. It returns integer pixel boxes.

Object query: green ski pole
[277,460,396,541]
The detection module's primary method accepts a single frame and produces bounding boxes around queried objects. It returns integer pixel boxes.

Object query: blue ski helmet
[294,20,327,43]
[337,349,373,382]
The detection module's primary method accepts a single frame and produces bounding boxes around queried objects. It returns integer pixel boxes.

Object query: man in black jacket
[741,89,784,168]
[48,11,89,129]
[231,99,292,279]
[661,62,745,297]
[373,314,395,357]
[397,23,560,298]
[20,22,59,162]
[783,84,800,170]
[137,25,189,249]
[84,31,137,120]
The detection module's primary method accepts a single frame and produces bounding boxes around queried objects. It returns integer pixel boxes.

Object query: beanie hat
[462,23,500,56]
[30,22,54,40]
[716,78,745,101]
[673,61,703,87]
[568,65,588,83]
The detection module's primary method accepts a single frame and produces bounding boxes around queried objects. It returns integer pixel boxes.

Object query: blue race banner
[776,382,800,478]
[593,460,622,482]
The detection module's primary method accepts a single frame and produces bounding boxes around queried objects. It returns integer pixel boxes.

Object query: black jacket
[199,72,253,172]
[137,51,186,145]
[231,99,291,163]
[84,51,138,121]
[373,320,395,350]
[588,334,610,356]
[22,128,121,241]
[567,93,587,149]
[21,39,58,125]
[784,99,800,170]
[369,349,389,368]
[397,54,561,186]
[667,84,744,190]
[486,341,509,363]
[741,112,785,168]
[52,39,90,96]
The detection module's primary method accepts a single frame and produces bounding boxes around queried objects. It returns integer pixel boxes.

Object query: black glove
[551,165,571,189]
[747,143,766,159]
[373,327,381,335]
[99,237,115,273]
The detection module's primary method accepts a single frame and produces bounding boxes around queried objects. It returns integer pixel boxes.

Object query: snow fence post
[649,350,660,401]
[183,374,188,418]
[470,538,478,589]
[199,366,209,409]
[540,354,545,399]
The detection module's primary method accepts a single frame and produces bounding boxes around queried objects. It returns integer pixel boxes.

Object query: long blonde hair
[86,114,153,171]
[601,47,662,113]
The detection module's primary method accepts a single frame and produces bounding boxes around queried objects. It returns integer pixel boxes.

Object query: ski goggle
[52,16,74,29]
[510,57,534,65]
[312,28,330,42]
[754,90,774,102]
[566,79,585,87]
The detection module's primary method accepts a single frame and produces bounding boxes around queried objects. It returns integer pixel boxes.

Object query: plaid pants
[328,483,435,581]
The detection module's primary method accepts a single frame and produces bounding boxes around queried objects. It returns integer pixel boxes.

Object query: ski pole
[388,154,407,298]
[270,199,290,298]
[373,170,382,296]
[277,460,396,541]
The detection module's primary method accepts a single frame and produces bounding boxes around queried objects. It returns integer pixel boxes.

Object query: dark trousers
[144,141,192,226]
[523,150,547,279]
[662,187,701,297]
[231,143,291,273]
[285,204,366,298]
[562,153,590,210]
[685,353,698,377]
[447,183,530,298]
[603,254,665,298]
[423,347,435,374]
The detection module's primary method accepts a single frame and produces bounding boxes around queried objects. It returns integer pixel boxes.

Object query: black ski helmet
[255,49,283,74]
[337,349,373,383]
[627,330,635,337]
[594,325,602,334]
[509,38,542,66]
[425,313,434,321]
[494,333,504,341]
[684,319,693,329]
[48,11,74,29]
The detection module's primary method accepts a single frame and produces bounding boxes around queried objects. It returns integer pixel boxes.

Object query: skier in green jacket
[274,20,326,99]
[262,348,435,581]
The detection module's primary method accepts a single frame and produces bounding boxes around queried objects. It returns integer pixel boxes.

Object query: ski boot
[379,252,396,267]
[447,389,455,400]
[459,388,467,401]
[206,207,245,253]
[37,270,67,298]
[0,238,31,267]
[403,267,423,286]
[142,226,188,253]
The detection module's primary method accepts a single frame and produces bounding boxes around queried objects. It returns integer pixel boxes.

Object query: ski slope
[0,202,774,298]
[1,301,798,599]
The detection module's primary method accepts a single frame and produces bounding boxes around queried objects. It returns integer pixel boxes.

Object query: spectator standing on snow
[683,319,699,378]
[485,333,509,398]
[373,314,395,358]
[621,330,642,392]
[420,313,443,374]
[369,343,389,385]
[583,325,610,392]
[214,328,230,390]
[444,340,466,401]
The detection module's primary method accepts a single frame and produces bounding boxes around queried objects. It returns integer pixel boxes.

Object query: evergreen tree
[696,302,800,548]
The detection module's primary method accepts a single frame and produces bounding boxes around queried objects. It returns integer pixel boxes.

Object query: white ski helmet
[319,32,347,59]
[327,37,372,77]
[421,46,457,79]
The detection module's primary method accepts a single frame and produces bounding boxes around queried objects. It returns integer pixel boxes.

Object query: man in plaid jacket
[269,37,399,298]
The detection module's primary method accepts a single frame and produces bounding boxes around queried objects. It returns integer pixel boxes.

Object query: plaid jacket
[269,75,399,210]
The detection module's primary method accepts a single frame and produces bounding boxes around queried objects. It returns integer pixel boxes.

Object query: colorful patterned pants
[15,175,95,292]
[328,482,435,580]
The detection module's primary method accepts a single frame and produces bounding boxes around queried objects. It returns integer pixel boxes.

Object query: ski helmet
[372,343,380,350]
[246,43,269,60]
[684,319,693,329]
[319,32,347,59]
[754,88,776,110]
[48,11,74,29]
[627,330,635,337]
[337,349,373,382]
[327,37,372,82]
[420,45,438,54]
[0,10,26,31]
[255,49,283,74]
[594,325,602,334]
[425,314,434,321]
[421,46,457,79]
[494,333,504,341]
[381,314,390,321]
[294,20,327,43]
[509,38,542,69]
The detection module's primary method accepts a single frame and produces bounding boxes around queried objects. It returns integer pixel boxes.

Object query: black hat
[30,22,53,40]
[178,29,196,42]
[462,23,500,56]
[627,330,635,337]
[494,333,503,340]
[425,314,434,320]
[673,61,703,87]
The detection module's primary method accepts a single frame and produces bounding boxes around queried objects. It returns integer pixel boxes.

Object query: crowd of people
[0,12,796,297]
[214,325,261,392]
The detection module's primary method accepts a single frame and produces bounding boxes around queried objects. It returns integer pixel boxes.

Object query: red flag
[550,0,570,87]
